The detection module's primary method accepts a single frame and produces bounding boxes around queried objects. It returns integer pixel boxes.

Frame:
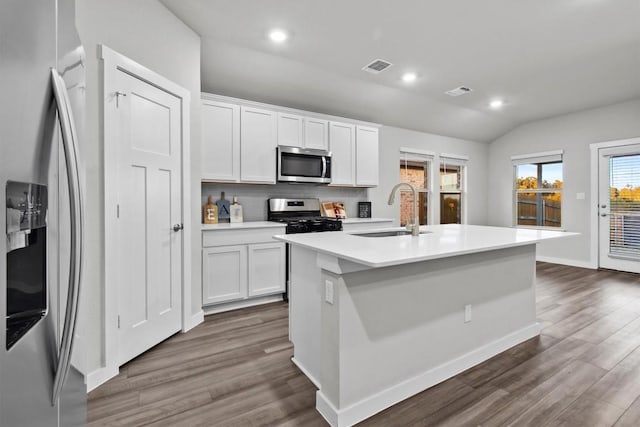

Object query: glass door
[598,144,640,273]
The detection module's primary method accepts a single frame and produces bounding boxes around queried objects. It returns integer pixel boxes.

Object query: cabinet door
[277,112,304,147]
[201,100,240,182]
[248,243,285,297]
[240,106,277,183]
[202,245,247,305]
[304,118,329,150]
[329,121,355,186]
[355,125,379,187]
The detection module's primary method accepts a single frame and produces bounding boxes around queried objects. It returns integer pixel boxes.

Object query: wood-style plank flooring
[88,263,640,426]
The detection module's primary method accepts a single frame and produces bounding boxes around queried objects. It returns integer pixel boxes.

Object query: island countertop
[274,224,576,268]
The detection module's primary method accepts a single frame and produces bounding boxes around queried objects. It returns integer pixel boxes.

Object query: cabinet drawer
[202,227,286,247]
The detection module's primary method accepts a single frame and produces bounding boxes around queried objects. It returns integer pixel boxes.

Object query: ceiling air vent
[362,59,393,74]
[445,86,473,97]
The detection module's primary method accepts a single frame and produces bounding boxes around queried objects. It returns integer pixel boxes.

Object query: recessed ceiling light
[489,99,504,109]
[269,29,288,43]
[402,72,417,83]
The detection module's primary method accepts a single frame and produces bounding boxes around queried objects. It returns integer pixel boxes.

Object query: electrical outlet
[325,280,334,305]
[464,304,472,323]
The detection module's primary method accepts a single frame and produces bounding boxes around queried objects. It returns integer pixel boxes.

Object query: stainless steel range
[268,198,342,302]
[267,198,343,233]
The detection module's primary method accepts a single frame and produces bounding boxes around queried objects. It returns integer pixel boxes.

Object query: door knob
[173,223,184,232]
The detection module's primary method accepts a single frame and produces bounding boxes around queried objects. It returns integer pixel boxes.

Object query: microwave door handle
[50,68,84,406]
[321,156,327,178]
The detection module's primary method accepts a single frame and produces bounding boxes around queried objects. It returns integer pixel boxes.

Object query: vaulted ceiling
[161,0,640,142]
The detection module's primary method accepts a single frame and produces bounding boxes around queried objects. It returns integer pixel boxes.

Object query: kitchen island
[274,224,575,427]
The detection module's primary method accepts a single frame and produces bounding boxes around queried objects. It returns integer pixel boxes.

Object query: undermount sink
[352,230,431,237]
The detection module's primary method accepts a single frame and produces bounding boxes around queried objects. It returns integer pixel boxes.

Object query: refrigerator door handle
[50,68,84,406]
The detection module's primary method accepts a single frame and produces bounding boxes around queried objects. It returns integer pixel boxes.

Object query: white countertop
[342,217,394,224]
[202,221,286,231]
[274,224,577,268]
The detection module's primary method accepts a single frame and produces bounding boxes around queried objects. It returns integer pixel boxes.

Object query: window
[608,154,640,257]
[512,150,563,228]
[399,148,433,226]
[440,155,467,224]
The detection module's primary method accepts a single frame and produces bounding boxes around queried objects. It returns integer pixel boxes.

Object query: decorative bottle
[216,191,231,223]
[230,196,243,223]
[203,195,218,224]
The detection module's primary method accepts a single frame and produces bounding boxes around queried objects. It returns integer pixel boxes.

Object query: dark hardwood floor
[88,263,640,426]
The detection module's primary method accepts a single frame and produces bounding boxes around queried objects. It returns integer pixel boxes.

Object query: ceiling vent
[362,59,393,74]
[445,86,473,97]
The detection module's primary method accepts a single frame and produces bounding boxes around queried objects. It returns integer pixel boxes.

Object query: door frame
[98,45,192,387]
[589,136,640,270]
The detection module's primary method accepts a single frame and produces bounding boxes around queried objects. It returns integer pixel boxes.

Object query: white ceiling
[161,0,640,142]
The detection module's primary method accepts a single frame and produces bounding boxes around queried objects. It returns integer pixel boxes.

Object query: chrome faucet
[388,182,420,236]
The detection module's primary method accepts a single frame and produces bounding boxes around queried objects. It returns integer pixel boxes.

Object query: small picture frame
[358,202,372,218]
[322,201,347,219]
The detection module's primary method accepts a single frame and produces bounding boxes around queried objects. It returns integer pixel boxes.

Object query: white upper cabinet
[201,100,240,182]
[355,125,379,187]
[240,106,277,183]
[277,112,304,147]
[278,113,328,151]
[201,93,378,186]
[329,121,356,186]
[304,118,329,151]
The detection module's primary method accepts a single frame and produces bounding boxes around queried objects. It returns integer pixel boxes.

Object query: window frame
[439,154,468,224]
[512,150,564,230]
[399,148,434,226]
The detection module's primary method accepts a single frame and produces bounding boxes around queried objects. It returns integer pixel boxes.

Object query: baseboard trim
[291,357,321,389]
[86,365,119,392]
[315,322,542,427]
[536,256,595,269]
[183,310,204,332]
[203,294,283,316]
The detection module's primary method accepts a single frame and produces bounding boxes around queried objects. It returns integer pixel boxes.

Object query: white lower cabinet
[248,243,285,297]
[202,226,286,307]
[202,245,247,304]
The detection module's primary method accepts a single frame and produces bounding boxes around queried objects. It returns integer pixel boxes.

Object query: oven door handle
[50,68,84,406]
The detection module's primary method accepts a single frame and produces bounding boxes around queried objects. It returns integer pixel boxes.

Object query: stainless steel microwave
[277,146,332,184]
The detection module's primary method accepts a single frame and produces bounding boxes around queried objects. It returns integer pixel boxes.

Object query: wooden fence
[517,199,561,227]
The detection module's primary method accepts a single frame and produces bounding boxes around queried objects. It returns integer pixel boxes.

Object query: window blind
[609,154,640,258]
[440,153,468,167]
[511,150,563,165]
[399,147,435,162]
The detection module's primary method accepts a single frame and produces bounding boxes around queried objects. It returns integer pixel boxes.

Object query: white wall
[488,99,640,267]
[75,0,201,377]
[369,126,489,225]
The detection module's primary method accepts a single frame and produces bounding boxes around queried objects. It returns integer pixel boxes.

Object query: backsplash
[201,183,370,222]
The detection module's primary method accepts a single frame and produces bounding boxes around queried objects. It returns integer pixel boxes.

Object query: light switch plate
[576,192,585,200]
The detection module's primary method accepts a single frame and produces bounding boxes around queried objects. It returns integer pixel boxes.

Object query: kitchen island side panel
[317,244,538,425]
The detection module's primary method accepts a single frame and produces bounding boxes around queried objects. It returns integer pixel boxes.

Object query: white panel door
[201,100,240,182]
[355,125,379,187]
[277,112,304,148]
[329,121,355,186]
[202,245,247,304]
[240,106,277,183]
[116,70,182,365]
[304,118,329,150]
[248,243,285,297]
[598,144,640,273]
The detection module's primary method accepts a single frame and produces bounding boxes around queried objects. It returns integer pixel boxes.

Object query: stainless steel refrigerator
[0,0,87,425]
